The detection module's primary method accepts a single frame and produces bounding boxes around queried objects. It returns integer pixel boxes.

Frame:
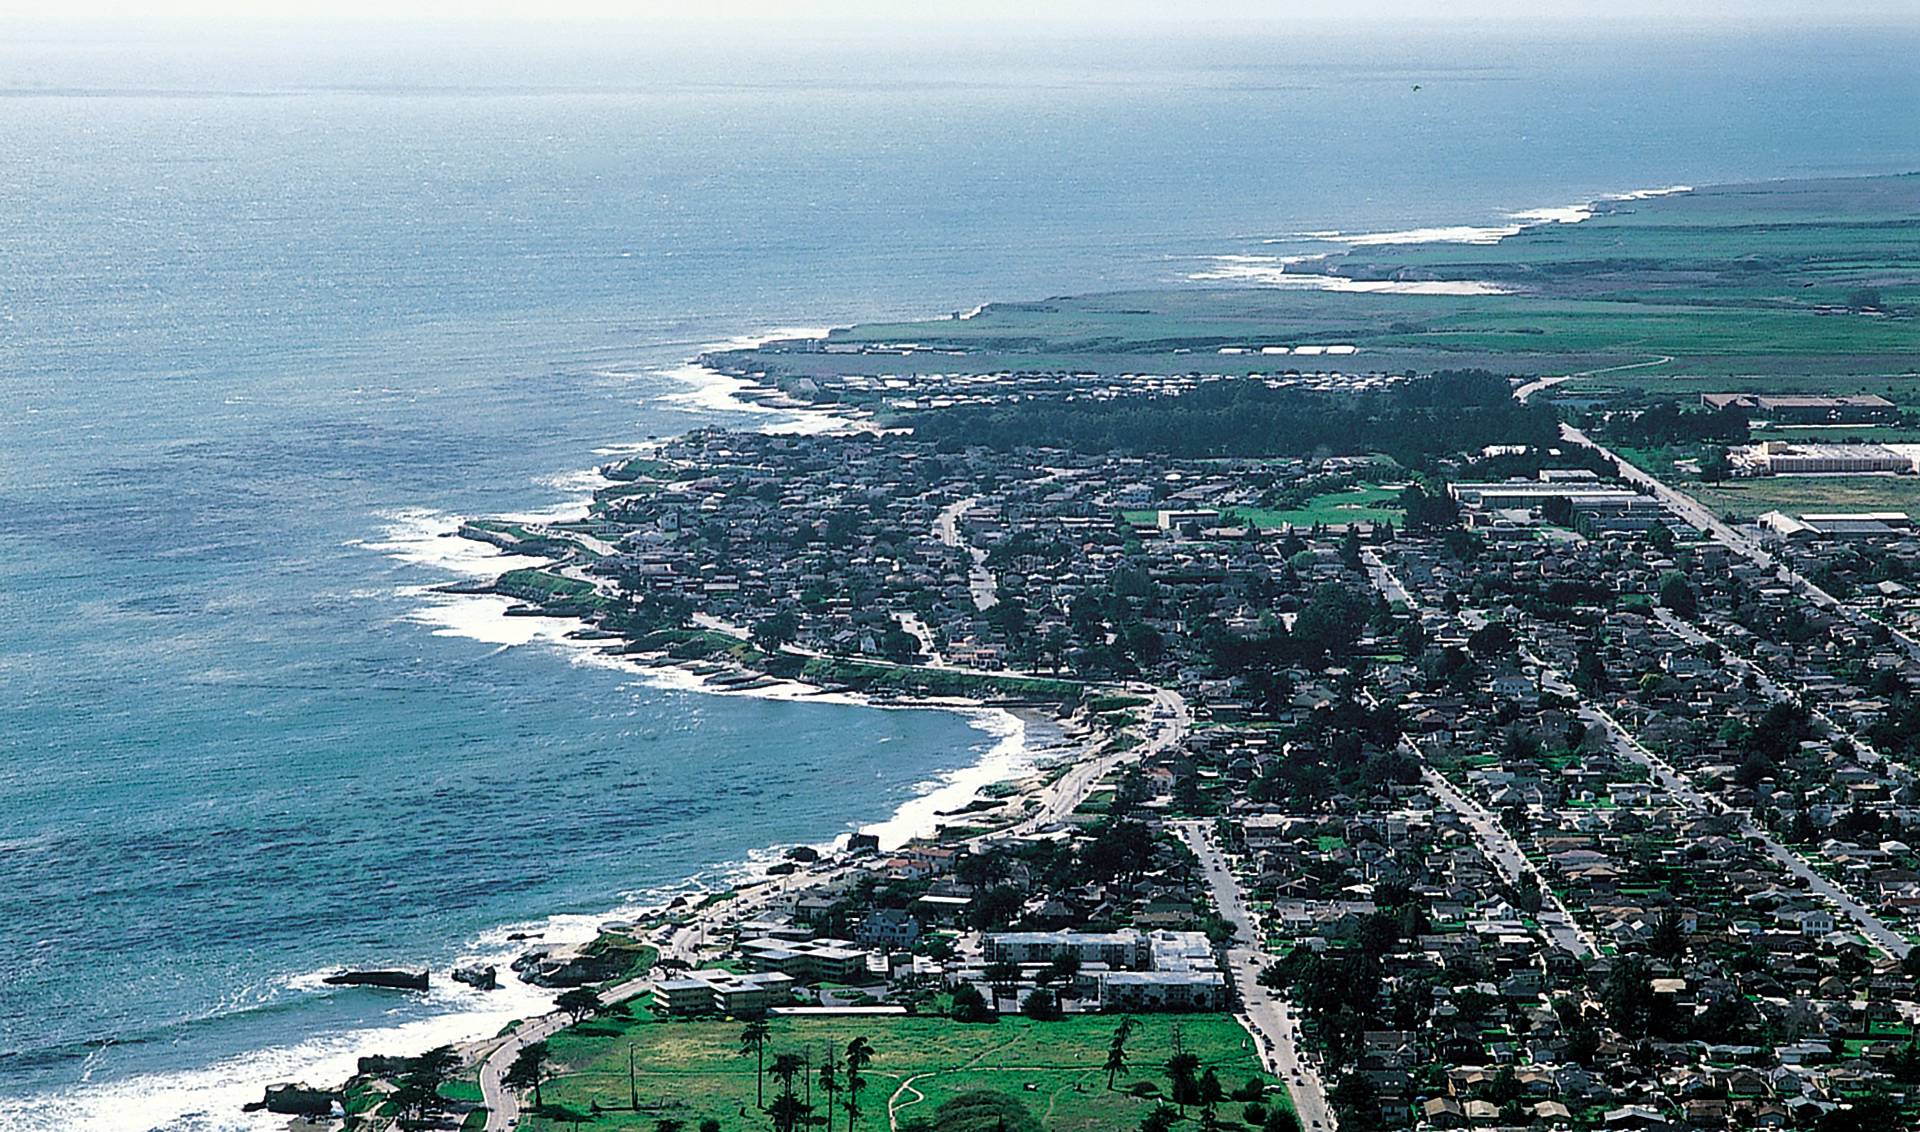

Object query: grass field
[1226,486,1403,528]
[718,175,1920,388]
[532,1014,1277,1132]
[1124,486,1403,531]
[1679,476,1920,521]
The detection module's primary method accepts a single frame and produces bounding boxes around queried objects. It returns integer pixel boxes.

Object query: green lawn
[1123,486,1403,532]
[1226,486,1403,529]
[533,1013,1277,1132]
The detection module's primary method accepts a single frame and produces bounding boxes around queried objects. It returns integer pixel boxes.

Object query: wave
[1201,183,1693,289]
[1187,256,1513,293]
[34,420,1034,1128]
[0,975,557,1132]
[1258,183,1693,249]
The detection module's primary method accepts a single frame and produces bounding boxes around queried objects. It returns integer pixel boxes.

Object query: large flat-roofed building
[984,930,1152,970]
[740,937,871,983]
[1701,393,1897,423]
[654,969,797,1017]
[1758,511,1913,540]
[1449,482,1646,510]
[1099,971,1228,1011]
[1731,441,1914,476]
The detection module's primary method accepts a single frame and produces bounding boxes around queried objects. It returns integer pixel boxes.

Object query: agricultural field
[1681,475,1920,522]
[718,175,1920,389]
[530,1013,1278,1132]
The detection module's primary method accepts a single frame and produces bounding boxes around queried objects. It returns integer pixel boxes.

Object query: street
[1176,821,1337,1132]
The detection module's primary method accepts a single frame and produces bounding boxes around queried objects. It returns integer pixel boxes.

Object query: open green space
[533,1013,1277,1132]
[1123,486,1403,531]
[1681,476,1920,521]
[1225,486,1403,528]
[716,175,1919,389]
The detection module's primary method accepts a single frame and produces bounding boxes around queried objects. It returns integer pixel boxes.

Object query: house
[854,908,922,949]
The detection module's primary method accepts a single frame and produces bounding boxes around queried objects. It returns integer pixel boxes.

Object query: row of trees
[738,1025,877,1132]
[911,371,1557,463]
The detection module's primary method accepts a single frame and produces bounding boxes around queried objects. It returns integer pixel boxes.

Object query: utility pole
[629,1041,638,1111]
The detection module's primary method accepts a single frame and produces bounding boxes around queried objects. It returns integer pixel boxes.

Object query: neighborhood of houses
[443,378,1920,1132]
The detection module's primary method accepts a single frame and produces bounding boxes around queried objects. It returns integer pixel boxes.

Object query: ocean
[2,21,1917,1131]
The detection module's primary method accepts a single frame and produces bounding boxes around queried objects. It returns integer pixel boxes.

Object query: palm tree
[817,1047,842,1132]
[1104,1017,1136,1090]
[844,1037,875,1132]
[504,1040,549,1111]
[740,1019,772,1108]
[769,1053,809,1132]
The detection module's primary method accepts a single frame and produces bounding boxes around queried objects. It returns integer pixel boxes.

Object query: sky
[3,0,1913,94]
[4,0,1917,30]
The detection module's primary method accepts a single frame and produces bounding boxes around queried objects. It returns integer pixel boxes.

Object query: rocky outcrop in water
[323,968,429,991]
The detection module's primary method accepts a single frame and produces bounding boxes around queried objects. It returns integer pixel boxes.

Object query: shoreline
[18,178,1688,1132]
[1188,182,1695,290]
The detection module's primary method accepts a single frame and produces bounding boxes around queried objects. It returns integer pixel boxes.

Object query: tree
[1020,988,1061,1020]
[1263,1106,1303,1132]
[898,1090,1043,1132]
[1105,1017,1136,1090]
[504,1041,549,1111]
[753,609,800,651]
[1603,955,1657,1039]
[554,986,602,1024]
[1845,286,1884,311]
[845,1036,875,1132]
[1139,1105,1180,1132]
[818,1047,842,1132]
[1166,1051,1202,1114]
[392,1044,460,1124]
[741,1018,772,1107]
[984,961,1022,1007]
[769,1053,811,1132]
[951,982,996,1023]
[1199,1069,1226,1126]
[1658,571,1698,619]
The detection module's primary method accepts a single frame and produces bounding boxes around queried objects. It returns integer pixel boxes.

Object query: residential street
[1175,821,1337,1132]
[1414,759,1598,958]
[1529,652,1914,962]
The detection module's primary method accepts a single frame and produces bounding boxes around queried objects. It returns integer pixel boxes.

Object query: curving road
[480,686,1188,1127]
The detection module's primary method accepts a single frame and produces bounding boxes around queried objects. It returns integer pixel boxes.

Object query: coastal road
[1174,821,1336,1132]
[992,687,1189,840]
[478,1009,568,1132]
